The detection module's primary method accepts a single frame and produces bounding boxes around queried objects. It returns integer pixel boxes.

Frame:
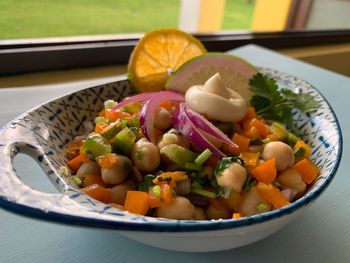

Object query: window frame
[1,30,350,76]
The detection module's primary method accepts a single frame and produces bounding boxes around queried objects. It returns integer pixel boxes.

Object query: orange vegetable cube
[256,182,291,208]
[96,153,119,168]
[82,184,112,204]
[82,174,106,188]
[124,191,149,215]
[241,152,259,167]
[232,133,250,153]
[294,140,312,159]
[293,159,319,184]
[67,153,89,172]
[95,122,108,133]
[252,159,277,184]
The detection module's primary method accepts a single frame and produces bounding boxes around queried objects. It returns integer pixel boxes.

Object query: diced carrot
[96,153,119,168]
[67,153,89,172]
[243,107,256,120]
[232,213,242,219]
[159,100,173,110]
[82,174,106,188]
[95,122,108,133]
[124,191,149,215]
[219,191,242,211]
[232,133,250,153]
[242,118,270,139]
[105,110,132,122]
[293,159,319,184]
[148,184,174,208]
[153,171,188,185]
[252,159,277,184]
[82,183,112,203]
[98,109,106,117]
[241,152,259,167]
[294,140,312,159]
[256,182,291,208]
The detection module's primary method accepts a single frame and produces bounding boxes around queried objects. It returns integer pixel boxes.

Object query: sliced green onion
[70,176,82,187]
[152,185,161,197]
[194,148,212,165]
[184,162,202,171]
[256,203,268,212]
[104,100,117,109]
[191,188,216,199]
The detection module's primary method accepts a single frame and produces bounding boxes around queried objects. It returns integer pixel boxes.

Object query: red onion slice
[111,92,155,112]
[173,103,226,159]
[185,106,239,151]
[140,91,185,143]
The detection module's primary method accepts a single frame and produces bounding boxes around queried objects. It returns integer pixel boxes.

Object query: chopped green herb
[194,148,212,166]
[215,156,244,177]
[138,174,155,192]
[294,147,306,157]
[249,72,320,129]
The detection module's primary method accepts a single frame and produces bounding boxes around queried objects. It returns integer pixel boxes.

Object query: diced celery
[184,162,202,171]
[194,149,212,165]
[288,132,300,146]
[121,102,141,114]
[160,144,198,168]
[94,116,108,124]
[113,127,136,154]
[82,133,112,159]
[101,123,121,139]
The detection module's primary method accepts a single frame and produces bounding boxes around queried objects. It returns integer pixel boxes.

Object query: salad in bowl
[0,29,341,252]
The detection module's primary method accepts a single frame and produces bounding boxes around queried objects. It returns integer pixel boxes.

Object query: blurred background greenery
[0,0,255,39]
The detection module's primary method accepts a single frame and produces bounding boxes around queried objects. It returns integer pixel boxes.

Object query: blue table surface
[0,44,349,263]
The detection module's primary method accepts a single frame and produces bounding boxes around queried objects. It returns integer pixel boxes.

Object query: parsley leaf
[249,73,320,129]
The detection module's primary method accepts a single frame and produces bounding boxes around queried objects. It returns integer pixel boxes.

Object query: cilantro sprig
[249,72,320,129]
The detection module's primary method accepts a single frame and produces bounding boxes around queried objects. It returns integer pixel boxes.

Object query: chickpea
[110,180,136,205]
[277,168,306,197]
[239,186,272,216]
[157,130,190,151]
[131,138,160,172]
[156,196,195,220]
[262,141,295,171]
[216,162,247,193]
[77,162,101,178]
[194,207,207,220]
[154,108,172,130]
[101,155,132,185]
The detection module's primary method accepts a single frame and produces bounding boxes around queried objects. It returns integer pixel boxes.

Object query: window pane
[0,0,180,39]
[222,0,256,30]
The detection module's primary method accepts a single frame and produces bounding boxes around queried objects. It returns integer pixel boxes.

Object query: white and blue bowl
[0,68,342,252]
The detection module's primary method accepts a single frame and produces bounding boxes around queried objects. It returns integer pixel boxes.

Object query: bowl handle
[0,123,121,225]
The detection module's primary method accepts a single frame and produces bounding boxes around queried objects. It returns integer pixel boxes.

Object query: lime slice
[165,53,257,103]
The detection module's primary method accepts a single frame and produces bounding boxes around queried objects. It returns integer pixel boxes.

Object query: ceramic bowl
[0,68,342,252]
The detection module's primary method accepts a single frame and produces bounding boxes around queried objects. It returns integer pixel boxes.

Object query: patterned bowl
[0,68,342,252]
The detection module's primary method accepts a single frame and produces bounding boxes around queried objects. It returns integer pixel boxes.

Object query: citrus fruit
[165,53,257,103]
[128,28,206,92]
